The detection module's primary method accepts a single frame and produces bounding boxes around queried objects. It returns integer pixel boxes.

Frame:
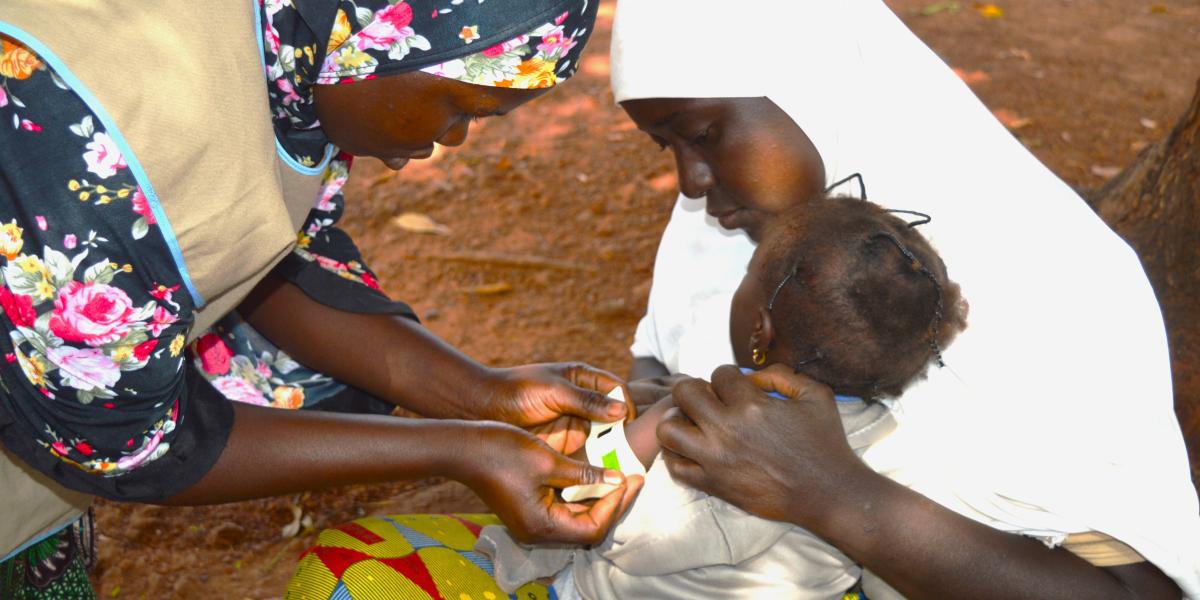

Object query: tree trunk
[1090,79,1200,491]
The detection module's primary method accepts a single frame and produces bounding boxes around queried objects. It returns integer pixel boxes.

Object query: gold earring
[752,347,767,366]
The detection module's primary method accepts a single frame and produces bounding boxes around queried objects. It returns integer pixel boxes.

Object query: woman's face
[621,97,825,242]
[314,70,550,170]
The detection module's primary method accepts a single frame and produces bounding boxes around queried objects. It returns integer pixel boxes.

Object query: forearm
[816,465,1176,599]
[239,273,494,418]
[161,401,479,505]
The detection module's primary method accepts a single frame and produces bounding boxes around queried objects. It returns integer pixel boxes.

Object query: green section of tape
[602,449,620,471]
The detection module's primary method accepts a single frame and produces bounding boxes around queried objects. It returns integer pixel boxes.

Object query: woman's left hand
[485,363,635,454]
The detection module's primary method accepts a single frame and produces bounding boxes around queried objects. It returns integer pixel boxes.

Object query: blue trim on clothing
[250,0,335,176]
[0,520,73,564]
[0,23,206,307]
[738,367,861,403]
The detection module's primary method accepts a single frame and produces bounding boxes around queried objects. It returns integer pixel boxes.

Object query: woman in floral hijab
[0,1,640,598]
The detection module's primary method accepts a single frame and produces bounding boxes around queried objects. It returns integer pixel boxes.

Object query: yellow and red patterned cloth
[287,514,555,600]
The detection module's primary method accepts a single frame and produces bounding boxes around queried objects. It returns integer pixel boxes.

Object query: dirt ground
[89,2,1200,598]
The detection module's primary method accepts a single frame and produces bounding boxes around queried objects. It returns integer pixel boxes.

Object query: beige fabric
[1063,531,1146,567]
[0,447,93,560]
[2,0,323,554]
[5,0,321,340]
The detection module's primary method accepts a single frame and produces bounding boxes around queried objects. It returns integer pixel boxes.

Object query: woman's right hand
[656,364,866,526]
[456,421,644,545]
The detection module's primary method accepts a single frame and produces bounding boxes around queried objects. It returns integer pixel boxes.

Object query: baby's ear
[754,305,776,350]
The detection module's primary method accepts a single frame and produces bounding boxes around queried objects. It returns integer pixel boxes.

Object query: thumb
[545,454,625,490]
[745,363,833,402]
[562,364,630,422]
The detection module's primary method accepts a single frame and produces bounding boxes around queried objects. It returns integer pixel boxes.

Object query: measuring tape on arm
[560,386,646,502]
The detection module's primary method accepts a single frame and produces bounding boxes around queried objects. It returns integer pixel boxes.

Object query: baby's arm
[569,396,674,469]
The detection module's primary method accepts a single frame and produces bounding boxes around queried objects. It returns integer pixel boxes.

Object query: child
[477,197,969,599]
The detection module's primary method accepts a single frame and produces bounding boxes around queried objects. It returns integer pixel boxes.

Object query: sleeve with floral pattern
[0,35,233,501]
[270,152,418,319]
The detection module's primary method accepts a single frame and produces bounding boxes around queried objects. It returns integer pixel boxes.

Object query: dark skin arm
[163,401,642,545]
[658,365,1182,600]
[628,355,690,412]
[239,274,627,431]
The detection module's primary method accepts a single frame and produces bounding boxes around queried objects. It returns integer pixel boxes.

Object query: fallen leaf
[393,212,450,235]
[1140,117,1158,129]
[974,3,1005,18]
[953,67,991,85]
[110,586,121,598]
[920,1,961,16]
[1005,47,1032,61]
[992,108,1033,129]
[1091,165,1122,179]
[281,505,303,539]
[1019,136,1043,148]
[466,282,513,295]
[1150,5,1167,13]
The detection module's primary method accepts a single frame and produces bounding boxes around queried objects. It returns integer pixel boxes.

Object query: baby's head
[730,197,968,399]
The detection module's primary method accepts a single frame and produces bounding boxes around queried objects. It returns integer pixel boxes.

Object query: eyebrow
[652,110,681,128]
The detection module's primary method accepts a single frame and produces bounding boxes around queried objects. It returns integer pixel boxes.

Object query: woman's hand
[627,373,691,411]
[656,364,866,524]
[486,363,635,454]
[458,421,644,544]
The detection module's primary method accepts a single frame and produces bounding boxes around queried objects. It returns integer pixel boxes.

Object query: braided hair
[757,197,968,399]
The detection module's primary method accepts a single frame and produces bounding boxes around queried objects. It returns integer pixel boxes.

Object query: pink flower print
[537,27,576,58]
[0,86,7,107]
[150,283,180,303]
[35,215,46,231]
[116,430,165,471]
[356,2,416,50]
[82,132,127,179]
[316,176,346,211]
[63,234,77,249]
[0,287,37,328]
[361,272,381,290]
[315,255,348,272]
[46,346,121,392]
[19,119,41,132]
[49,281,137,347]
[276,77,301,105]
[482,43,506,58]
[194,333,233,375]
[255,359,272,380]
[264,22,282,55]
[51,440,69,456]
[133,338,158,361]
[74,440,94,456]
[211,375,269,405]
[555,11,569,25]
[149,306,177,337]
[131,188,156,224]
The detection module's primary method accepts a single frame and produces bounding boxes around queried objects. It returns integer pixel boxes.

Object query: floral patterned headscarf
[261,0,598,164]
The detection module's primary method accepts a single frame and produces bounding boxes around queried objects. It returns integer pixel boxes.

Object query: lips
[382,146,436,171]
[707,207,744,230]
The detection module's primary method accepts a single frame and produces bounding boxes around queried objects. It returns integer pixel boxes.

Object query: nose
[674,150,715,199]
[437,118,470,147]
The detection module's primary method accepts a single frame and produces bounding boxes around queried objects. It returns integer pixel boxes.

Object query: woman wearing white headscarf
[611,1,1200,598]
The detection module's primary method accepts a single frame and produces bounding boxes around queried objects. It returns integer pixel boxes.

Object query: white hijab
[612,1,1200,596]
